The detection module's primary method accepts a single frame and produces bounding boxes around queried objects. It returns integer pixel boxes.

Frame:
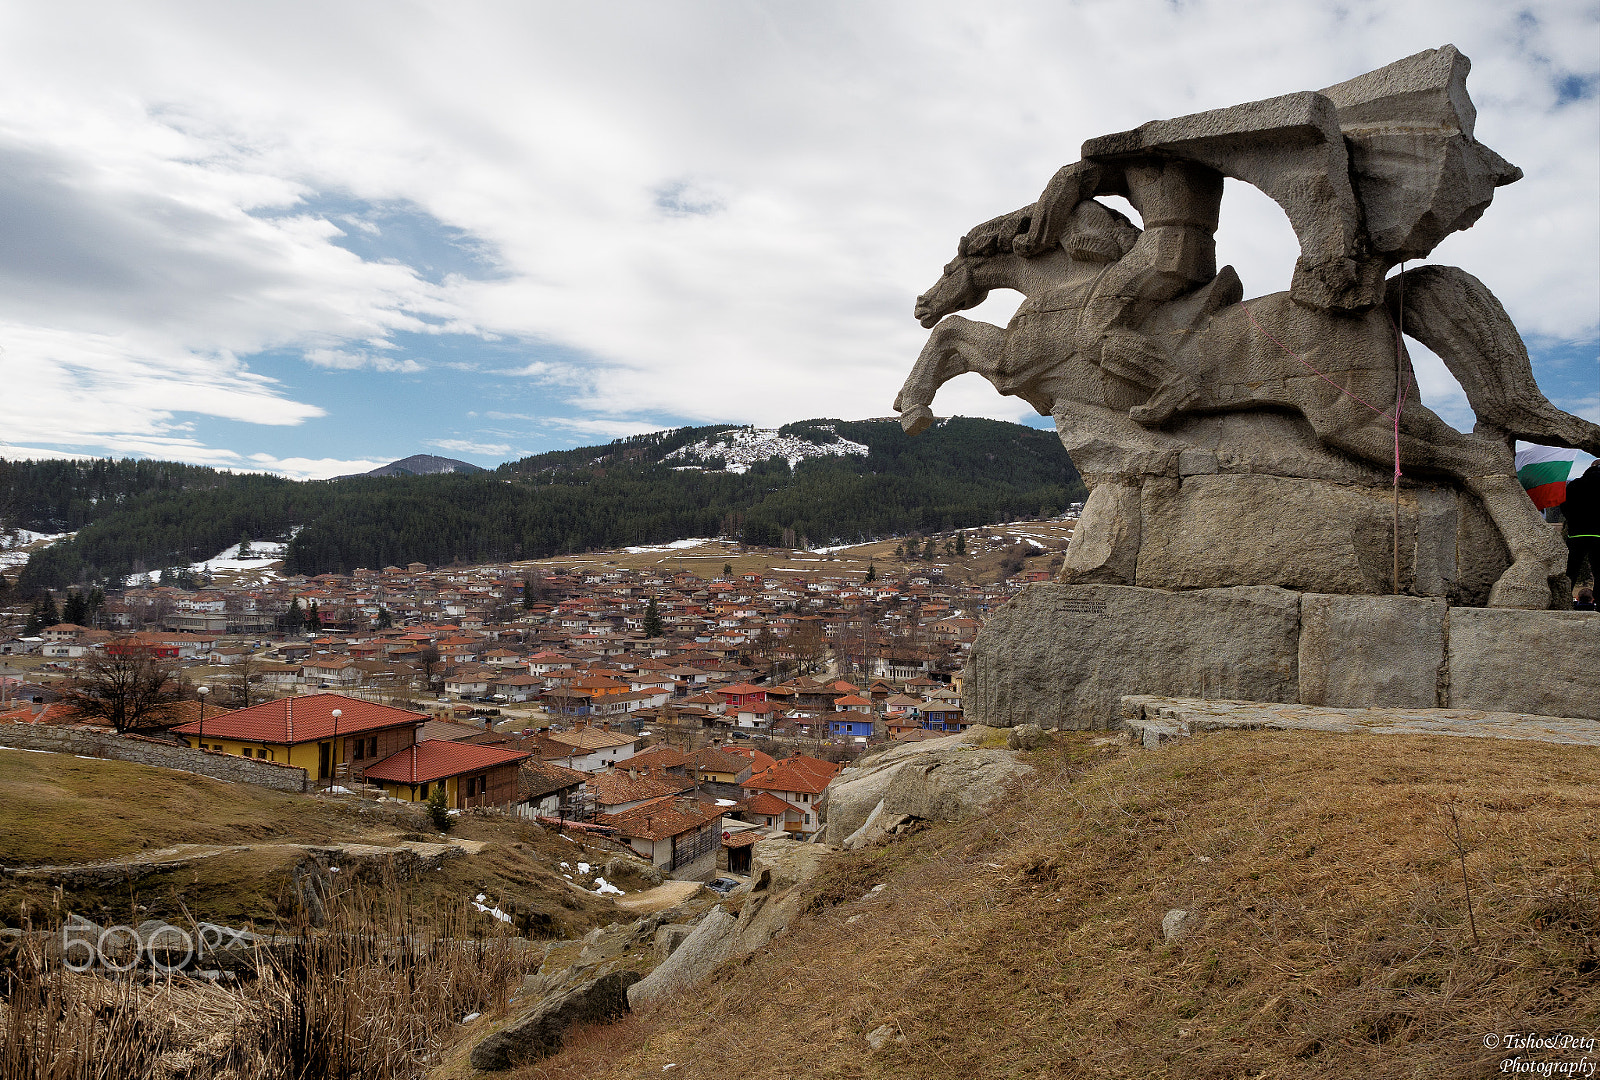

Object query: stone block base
[964,584,1600,729]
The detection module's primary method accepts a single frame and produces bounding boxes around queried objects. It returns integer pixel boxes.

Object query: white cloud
[245,453,390,480]
[537,417,671,441]
[0,0,1591,466]
[429,438,511,456]
[305,348,423,373]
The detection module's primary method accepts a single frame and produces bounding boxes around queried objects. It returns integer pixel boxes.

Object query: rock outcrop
[469,971,641,1070]
[627,837,834,1009]
[819,730,1036,846]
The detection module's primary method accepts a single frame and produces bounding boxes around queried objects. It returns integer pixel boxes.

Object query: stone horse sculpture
[895,46,1599,609]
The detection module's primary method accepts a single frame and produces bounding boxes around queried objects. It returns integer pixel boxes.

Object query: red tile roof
[170,693,425,745]
[363,739,531,784]
[743,754,841,797]
[602,794,725,842]
[739,791,793,817]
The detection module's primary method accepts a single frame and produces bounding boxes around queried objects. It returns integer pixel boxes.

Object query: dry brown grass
[536,730,1600,1079]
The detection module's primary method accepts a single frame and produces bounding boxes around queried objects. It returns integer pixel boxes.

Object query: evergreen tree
[86,586,106,627]
[284,597,305,635]
[306,600,322,632]
[522,578,536,610]
[61,591,89,627]
[922,536,936,560]
[955,531,966,556]
[642,597,664,638]
[865,563,876,583]
[238,532,252,558]
[427,783,452,831]
[723,563,733,577]
[376,606,393,629]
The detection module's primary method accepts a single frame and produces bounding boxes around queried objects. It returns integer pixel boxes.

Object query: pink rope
[1240,299,1408,481]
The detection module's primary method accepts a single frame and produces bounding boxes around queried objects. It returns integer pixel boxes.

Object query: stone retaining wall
[966,583,1600,729]
[0,724,309,792]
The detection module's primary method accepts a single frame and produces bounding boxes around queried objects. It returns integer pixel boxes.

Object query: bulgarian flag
[1515,445,1583,510]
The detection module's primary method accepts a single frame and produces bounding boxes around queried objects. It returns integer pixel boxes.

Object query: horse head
[914,258,985,328]
[913,207,1038,328]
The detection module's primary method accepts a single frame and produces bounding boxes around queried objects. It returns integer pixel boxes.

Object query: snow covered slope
[663,425,868,474]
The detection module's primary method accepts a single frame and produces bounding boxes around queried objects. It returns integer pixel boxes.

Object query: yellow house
[170,693,425,785]
[362,740,531,809]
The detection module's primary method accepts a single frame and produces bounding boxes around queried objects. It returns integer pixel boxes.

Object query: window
[353,740,365,761]
[368,737,377,758]
[419,783,429,801]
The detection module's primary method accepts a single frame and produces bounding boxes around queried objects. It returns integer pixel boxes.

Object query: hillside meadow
[512,730,1600,1080]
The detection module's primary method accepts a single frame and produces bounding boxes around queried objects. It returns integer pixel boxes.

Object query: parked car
[704,878,740,895]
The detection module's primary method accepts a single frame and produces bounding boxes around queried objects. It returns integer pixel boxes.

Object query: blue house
[828,709,878,741]
[920,706,966,733]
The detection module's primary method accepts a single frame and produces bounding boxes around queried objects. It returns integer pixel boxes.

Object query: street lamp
[196,686,209,749]
[330,708,342,788]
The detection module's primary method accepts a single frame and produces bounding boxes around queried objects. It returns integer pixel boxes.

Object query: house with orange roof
[741,753,841,835]
[601,794,726,880]
[363,739,530,808]
[170,693,425,785]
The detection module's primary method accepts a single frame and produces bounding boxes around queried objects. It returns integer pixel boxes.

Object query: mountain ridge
[347,454,487,479]
[9,417,1084,589]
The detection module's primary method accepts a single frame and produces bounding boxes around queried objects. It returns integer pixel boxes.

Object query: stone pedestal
[964,583,1600,728]
[964,583,1301,731]
[1059,409,1521,606]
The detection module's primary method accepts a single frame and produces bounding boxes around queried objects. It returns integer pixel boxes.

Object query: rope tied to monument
[1240,265,1412,592]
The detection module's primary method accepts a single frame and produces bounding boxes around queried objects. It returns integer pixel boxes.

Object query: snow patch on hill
[0,530,75,571]
[663,426,868,475]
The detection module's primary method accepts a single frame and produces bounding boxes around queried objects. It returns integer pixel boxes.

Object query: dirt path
[3,836,486,879]
[612,880,705,914]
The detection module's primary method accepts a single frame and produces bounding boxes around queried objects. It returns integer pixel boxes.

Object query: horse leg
[1392,265,1600,453]
[1313,402,1565,608]
[894,316,1008,435]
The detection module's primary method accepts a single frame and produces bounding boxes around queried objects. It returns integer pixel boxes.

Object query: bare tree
[417,646,443,693]
[219,650,262,709]
[59,642,187,732]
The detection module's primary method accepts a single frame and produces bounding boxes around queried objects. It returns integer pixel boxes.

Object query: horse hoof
[1487,559,1557,610]
[1129,404,1170,428]
[900,406,935,436]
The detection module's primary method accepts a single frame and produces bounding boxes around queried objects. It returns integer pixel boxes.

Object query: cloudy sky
[0,1,1595,478]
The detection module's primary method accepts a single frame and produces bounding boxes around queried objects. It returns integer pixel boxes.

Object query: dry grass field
[0,750,621,932]
[517,730,1600,1080]
[515,518,1077,587]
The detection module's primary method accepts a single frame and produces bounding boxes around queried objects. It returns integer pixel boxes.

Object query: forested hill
[12,417,1083,590]
[0,458,233,535]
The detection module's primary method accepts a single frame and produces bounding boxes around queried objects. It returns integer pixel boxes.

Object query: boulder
[1006,723,1045,750]
[653,923,693,961]
[604,854,663,887]
[470,970,642,1070]
[821,740,1035,844]
[629,837,839,1009]
[627,908,738,1009]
